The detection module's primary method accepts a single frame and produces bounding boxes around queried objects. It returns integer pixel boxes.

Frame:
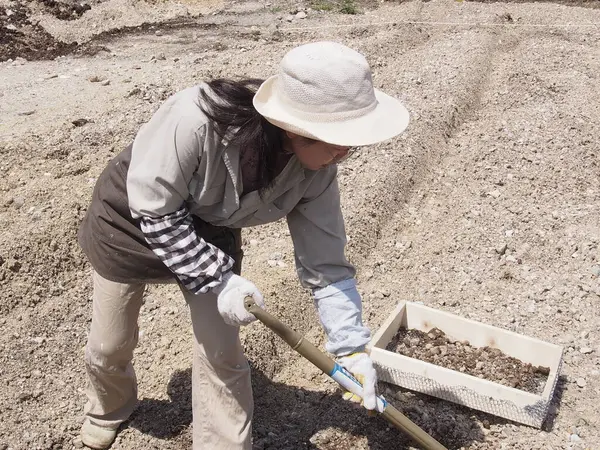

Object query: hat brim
[253,75,410,147]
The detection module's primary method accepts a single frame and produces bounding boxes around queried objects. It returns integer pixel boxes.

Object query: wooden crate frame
[367,302,563,428]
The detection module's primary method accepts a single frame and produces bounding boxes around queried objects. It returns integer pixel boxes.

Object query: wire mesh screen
[374,359,562,428]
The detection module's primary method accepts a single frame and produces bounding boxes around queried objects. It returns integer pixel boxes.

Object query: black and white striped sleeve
[140,206,235,294]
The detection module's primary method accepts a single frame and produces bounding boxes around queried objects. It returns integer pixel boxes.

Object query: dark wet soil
[0,2,79,61]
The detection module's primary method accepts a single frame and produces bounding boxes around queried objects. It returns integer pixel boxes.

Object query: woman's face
[285,132,351,170]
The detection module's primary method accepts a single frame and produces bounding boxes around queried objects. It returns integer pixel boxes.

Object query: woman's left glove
[213,272,265,326]
[337,352,378,410]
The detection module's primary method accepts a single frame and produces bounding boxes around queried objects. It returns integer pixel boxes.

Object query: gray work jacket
[126,85,355,289]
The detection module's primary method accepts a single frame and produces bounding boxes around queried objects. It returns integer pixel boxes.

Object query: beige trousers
[84,272,253,449]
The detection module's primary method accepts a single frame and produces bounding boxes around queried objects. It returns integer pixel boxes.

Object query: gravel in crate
[386,327,550,394]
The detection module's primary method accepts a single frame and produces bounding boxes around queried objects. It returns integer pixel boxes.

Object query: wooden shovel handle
[244,297,447,450]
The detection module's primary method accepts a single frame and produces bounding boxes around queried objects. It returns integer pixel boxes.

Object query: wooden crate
[367,302,563,428]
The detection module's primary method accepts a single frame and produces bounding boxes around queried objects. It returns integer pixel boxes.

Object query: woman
[77,41,409,449]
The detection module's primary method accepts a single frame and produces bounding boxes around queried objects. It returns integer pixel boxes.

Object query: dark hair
[198,78,284,194]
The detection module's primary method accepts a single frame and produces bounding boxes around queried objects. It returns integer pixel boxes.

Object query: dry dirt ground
[1,0,599,449]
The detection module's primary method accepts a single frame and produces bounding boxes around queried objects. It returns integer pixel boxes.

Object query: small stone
[32,370,42,378]
[155,30,163,36]
[250,239,258,246]
[576,378,586,388]
[72,118,91,127]
[476,361,485,370]
[591,265,600,277]
[270,252,283,261]
[88,75,102,82]
[100,79,110,86]
[267,260,277,267]
[156,53,166,60]
[488,190,501,198]
[495,243,508,255]
[505,229,514,237]
[570,434,582,442]
[13,197,25,209]
[73,437,84,448]
[276,261,287,268]
[17,392,31,402]
[296,11,307,19]
[506,255,518,264]
[8,259,21,272]
[18,110,36,116]
[285,14,294,22]
[127,87,141,97]
[580,347,593,354]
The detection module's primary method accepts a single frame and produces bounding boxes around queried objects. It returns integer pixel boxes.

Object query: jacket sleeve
[126,100,206,219]
[140,205,235,294]
[125,91,235,292]
[286,165,356,289]
[287,166,370,356]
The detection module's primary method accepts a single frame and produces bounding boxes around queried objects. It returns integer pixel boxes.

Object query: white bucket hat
[253,41,410,147]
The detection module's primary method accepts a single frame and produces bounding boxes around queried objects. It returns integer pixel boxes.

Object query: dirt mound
[37,0,91,20]
[0,2,78,61]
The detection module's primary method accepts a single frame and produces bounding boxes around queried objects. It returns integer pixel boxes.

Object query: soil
[1,0,599,449]
[0,2,78,61]
[386,327,550,394]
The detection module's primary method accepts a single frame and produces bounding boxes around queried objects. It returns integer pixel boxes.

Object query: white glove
[338,352,378,410]
[212,272,265,326]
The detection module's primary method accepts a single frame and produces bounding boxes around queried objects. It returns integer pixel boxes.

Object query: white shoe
[80,419,118,449]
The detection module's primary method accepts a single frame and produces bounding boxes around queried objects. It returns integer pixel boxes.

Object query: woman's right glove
[213,272,265,326]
